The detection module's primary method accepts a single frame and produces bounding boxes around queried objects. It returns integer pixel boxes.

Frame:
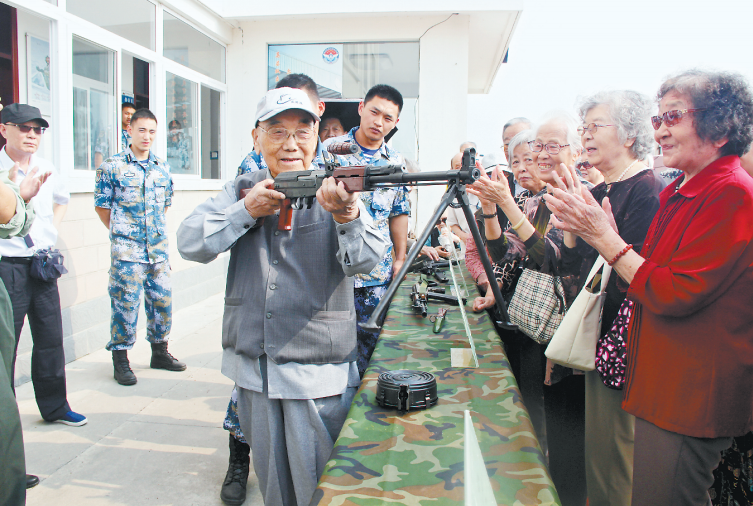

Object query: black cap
[1,104,49,128]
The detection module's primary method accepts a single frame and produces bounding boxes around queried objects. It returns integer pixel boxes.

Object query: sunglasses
[651,109,705,130]
[576,160,593,170]
[5,123,47,135]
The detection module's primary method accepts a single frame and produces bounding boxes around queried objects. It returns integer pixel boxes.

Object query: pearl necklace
[606,159,640,190]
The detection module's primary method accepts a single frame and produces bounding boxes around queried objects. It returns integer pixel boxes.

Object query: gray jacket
[177,170,387,366]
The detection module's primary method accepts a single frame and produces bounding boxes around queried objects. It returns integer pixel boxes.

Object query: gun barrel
[368,168,479,187]
[426,292,463,306]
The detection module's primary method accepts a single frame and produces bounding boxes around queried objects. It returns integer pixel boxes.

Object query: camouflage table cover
[312,268,560,505]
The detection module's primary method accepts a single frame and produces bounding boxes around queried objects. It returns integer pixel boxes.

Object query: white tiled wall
[13,189,230,386]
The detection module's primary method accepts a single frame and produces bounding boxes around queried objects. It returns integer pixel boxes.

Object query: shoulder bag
[595,298,633,390]
[545,255,611,370]
[508,265,566,345]
[24,235,68,282]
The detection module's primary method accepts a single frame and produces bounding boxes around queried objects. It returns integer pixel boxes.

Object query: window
[268,42,419,99]
[166,72,197,175]
[67,0,155,50]
[72,36,115,170]
[163,11,225,83]
[268,42,419,160]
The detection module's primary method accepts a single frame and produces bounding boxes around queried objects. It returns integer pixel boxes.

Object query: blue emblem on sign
[322,47,339,64]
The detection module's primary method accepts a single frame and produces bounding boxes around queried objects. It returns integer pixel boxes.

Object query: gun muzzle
[327,142,359,155]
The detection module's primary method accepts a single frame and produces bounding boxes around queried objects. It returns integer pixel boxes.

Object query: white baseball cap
[254,87,320,125]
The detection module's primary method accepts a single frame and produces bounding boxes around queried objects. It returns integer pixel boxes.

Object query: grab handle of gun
[239,188,293,231]
[278,199,293,231]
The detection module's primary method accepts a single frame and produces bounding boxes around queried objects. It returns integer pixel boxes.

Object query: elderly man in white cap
[177,87,387,506]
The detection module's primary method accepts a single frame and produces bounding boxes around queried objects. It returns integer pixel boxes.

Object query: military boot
[112,350,137,385]
[220,434,250,505]
[150,342,187,371]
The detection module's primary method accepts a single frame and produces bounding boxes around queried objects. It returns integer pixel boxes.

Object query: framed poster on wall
[26,34,51,116]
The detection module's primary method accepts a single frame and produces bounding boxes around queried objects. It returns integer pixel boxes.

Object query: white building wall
[5,2,231,385]
[416,14,470,231]
[13,189,229,387]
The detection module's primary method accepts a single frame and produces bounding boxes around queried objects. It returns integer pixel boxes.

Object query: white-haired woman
[468,112,587,506]
[560,90,665,506]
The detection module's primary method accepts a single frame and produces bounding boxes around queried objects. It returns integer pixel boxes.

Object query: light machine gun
[240,144,516,331]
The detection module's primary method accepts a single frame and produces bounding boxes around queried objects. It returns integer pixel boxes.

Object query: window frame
[4,0,228,193]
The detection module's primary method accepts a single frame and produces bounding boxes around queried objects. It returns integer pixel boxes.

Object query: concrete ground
[17,292,264,506]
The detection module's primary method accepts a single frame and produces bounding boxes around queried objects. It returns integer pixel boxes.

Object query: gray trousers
[237,385,357,506]
[632,417,732,506]
[585,370,634,506]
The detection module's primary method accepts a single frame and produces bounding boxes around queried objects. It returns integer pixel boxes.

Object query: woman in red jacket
[543,69,753,506]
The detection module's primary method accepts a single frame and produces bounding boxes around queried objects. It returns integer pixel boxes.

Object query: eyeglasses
[528,141,570,155]
[577,123,615,136]
[258,126,315,144]
[576,160,593,170]
[651,109,705,130]
[5,123,46,135]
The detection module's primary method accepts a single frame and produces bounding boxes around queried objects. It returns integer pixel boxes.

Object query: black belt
[1,257,33,264]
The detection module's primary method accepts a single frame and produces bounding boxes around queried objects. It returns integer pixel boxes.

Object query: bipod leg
[362,184,460,331]
[457,187,516,330]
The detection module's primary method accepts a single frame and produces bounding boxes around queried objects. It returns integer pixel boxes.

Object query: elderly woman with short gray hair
[559,90,665,506]
[546,70,753,506]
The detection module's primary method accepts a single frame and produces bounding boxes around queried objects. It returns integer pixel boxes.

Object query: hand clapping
[543,163,618,241]
[14,163,50,202]
[467,163,512,207]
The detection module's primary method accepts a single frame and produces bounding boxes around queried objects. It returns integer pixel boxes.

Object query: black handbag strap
[23,235,34,248]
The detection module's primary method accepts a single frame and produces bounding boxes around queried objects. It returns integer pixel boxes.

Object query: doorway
[0,3,19,151]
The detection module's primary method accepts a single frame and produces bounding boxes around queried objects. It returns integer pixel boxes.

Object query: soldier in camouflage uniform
[94,108,185,386]
[322,84,410,379]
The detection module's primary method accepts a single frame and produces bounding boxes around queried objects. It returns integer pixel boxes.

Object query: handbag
[595,298,634,390]
[546,256,611,371]
[508,267,566,345]
[24,235,68,281]
[30,248,68,281]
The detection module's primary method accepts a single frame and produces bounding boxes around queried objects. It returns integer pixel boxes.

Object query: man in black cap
[0,102,85,426]
[0,102,48,505]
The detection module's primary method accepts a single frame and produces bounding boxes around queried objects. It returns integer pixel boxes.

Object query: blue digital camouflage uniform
[94,147,174,351]
[223,385,247,443]
[323,127,410,378]
[121,129,131,152]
